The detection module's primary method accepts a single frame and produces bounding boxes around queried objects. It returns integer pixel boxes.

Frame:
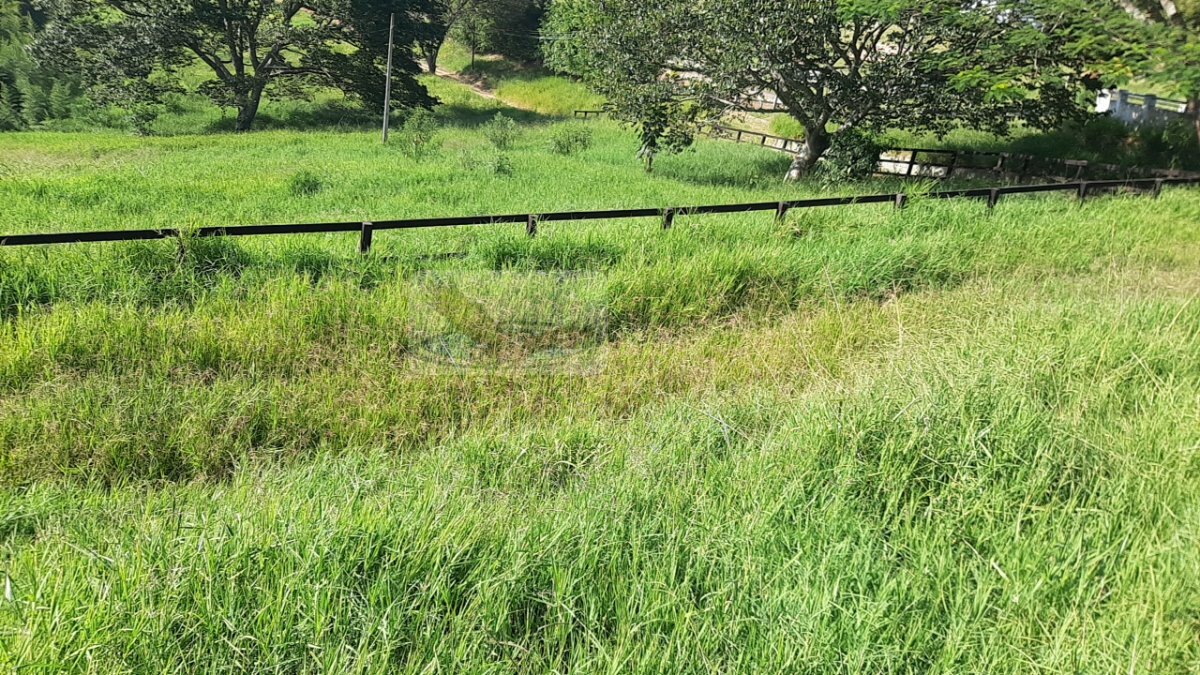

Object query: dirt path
[433,67,505,103]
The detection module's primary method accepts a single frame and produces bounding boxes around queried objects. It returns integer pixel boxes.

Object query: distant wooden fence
[702,124,1199,182]
[572,110,1199,182]
[3,177,1197,252]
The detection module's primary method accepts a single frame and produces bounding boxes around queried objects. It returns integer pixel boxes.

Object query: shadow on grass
[655,151,796,189]
[204,101,378,134]
[195,96,555,134]
[433,103,554,129]
[459,58,541,86]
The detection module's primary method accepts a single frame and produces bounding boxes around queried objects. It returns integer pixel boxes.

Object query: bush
[1079,115,1130,158]
[486,152,514,176]
[483,112,519,150]
[1160,119,1200,168]
[288,170,324,197]
[820,130,883,181]
[395,108,441,159]
[549,124,593,155]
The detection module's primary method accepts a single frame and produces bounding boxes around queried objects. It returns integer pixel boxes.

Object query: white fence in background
[1096,89,1193,128]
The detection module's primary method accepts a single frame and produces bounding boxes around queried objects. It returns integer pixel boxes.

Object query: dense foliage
[33,0,436,132]
[546,0,1100,178]
[0,0,79,129]
[418,0,547,73]
[1108,0,1200,143]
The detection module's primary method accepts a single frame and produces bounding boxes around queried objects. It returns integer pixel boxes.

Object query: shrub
[1161,119,1200,168]
[483,112,519,150]
[48,81,75,120]
[456,148,479,171]
[549,124,593,155]
[820,130,883,181]
[396,108,441,159]
[1079,115,1130,158]
[486,152,514,176]
[287,170,324,197]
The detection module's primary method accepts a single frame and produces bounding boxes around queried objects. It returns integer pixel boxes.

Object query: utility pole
[381,12,396,144]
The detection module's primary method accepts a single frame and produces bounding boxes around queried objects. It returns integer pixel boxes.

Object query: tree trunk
[234,86,264,132]
[424,45,440,74]
[785,131,830,181]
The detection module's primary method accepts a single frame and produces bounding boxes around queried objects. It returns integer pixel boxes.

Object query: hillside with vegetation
[3,0,1200,672]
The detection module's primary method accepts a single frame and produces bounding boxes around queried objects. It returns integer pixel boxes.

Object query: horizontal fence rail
[2,177,1197,252]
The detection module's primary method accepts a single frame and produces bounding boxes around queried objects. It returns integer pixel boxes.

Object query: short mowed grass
[2,86,1200,672]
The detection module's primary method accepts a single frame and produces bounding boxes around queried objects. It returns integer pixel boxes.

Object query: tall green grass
[438,41,605,117]
[1,116,1199,671]
[0,116,877,237]
[2,270,1199,671]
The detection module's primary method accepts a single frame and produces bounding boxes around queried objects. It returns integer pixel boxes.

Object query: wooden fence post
[906,151,918,177]
[894,193,909,210]
[987,188,1001,210]
[526,215,538,238]
[945,151,958,179]
[775,202,791,223]
[661,208,676,230]
[1153,179,1164,198]
[359,222,374,254]
[1077,182,1089,204]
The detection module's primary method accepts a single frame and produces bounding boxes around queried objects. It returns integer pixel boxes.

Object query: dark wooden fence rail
[2,177,1197,252]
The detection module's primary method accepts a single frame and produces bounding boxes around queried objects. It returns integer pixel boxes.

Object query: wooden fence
[572,110,1199,182]
[702,123,1198,182]
[3,177,1197,252]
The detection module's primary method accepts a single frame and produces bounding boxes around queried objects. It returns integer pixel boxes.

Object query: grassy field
[437,42,605,117]
[2,82,1200,672]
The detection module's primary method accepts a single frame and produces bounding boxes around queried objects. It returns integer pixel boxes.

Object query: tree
[36,0,434,132]
[1112,1,1200,144]
[453,4,491,67]
[0,0,77,128]
[0,0,33,128]
[546,0,1094,179]
[416,0,476,74]
[341,0,439,111]
[1031,0,1200,147]
[479,0,546,64]
[448,0,548,68]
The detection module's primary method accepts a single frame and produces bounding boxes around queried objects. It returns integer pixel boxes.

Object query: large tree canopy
[1111,0,1199,141]
[1031,0,1200,145]
[546,0,1095,178]
[36,0,434,131]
